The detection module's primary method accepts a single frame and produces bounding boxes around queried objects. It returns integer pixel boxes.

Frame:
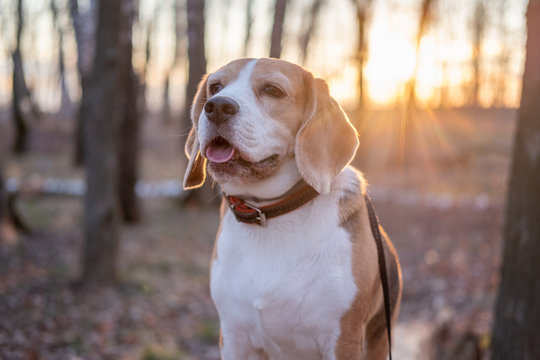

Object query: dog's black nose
[204,96,239,124]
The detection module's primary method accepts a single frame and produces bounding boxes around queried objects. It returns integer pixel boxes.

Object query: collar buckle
[230,201,267,226]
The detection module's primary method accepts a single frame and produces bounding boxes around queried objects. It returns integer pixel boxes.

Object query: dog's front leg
[220,330,269,360]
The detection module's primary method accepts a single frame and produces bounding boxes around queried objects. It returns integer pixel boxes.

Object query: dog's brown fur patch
[335,181,402,359]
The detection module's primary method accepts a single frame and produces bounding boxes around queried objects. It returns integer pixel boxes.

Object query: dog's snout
[204,96,239,124]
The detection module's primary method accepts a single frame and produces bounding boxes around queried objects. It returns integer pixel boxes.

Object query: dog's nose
[204,96,239,124]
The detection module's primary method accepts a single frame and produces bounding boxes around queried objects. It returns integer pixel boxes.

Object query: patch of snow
[6,177,185,198]
[5,177,495,210]
[370,187,494,209]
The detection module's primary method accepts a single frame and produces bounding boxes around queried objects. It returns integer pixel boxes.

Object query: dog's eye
[209,83,224,95]
[262,85,285,98]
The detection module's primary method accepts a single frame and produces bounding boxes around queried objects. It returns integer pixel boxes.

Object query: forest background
[0,0,538,359]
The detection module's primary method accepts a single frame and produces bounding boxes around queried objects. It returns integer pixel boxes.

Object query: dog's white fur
[184,58,402,360]
[212,169,365,360]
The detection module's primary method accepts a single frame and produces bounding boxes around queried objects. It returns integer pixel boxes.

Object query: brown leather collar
[224,180,319,226]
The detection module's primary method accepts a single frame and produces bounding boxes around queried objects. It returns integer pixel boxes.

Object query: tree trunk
[491,1,540,359]
[471,0,486,106]
[117,0,141,224]
[174,0,184,65]
[81,0,126,287]
[395,0,434,167]
[298,0,324,65]
[355,7,366,107]
[57,38,72,115]
[50,0,72,116]
[138,13,153,116]
[0,168,30,239]
[184,0,207,134]
[493,0,510,107]
[118,71,141,223]
[70,0,97,166]
[406,0,434,109]
[12,0,36,155]
[12,50,29,155]
[0,168,6,242]
[163,0,183,125]
[351,0,373,109]
[439,60,449,108]
[243,0,255,57]
[162,71,172,124]
[269,0,287,58]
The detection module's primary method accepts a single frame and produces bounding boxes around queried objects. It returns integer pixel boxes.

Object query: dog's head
[183,58,359,195]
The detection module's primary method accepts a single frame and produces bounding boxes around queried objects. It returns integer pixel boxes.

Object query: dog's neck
[219,159,302,203]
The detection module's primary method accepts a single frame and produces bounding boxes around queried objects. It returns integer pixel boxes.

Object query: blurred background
[0,0,536,359]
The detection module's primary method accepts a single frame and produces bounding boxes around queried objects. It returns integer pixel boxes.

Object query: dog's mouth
[205,136,236,163]
[205,136,278,167]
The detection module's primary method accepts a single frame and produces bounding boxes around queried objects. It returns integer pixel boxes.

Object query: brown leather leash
[364,193,393,360]
[224,184,393,358]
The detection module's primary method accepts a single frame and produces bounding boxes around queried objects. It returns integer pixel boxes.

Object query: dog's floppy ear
[295,75,359,194]
[183,127,207,189]
[183,74,209,190]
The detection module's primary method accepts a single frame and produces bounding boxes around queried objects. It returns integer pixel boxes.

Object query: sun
[363,25,417,105]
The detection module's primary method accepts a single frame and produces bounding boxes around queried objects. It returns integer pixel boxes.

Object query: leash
[364,193,393,360]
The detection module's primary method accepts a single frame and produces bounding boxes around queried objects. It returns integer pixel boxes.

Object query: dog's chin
[208,153,281,184]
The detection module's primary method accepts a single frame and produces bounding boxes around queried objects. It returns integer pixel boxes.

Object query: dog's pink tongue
[206,144,235,163]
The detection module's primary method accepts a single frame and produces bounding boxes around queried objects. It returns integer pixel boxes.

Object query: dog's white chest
[210,198,357,359]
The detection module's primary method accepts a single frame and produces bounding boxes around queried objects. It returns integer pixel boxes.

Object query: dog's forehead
[209,58,306,87]
[209,58,255,83]
[253,58,306,84]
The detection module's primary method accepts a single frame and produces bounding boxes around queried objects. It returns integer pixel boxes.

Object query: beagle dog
[183,58,402,360]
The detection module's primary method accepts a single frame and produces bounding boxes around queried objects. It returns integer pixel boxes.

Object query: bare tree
[492,0,510,107]
[162,72,172,123]
[491,1,540,358]
[117,0,141,223]
[438,60,449,108]
[173,0,184,65]
[162,6,174,123]
[12,0,39,154]
[50,0,72,116]
[406,0,435,108]
[0,167,8,242]
[70,0,97,166]
[70,0,97,84]
[298,0,324,65]
[138,9,153,115]
[269,0,287,58]
[386,0,436,167]
[80,0,132,287]
[471,0,486,106]
[163,0,185,124]
[350,0,373,108]
[184,0,207,134]
[243,0,255,57]
[0,167,30,240]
